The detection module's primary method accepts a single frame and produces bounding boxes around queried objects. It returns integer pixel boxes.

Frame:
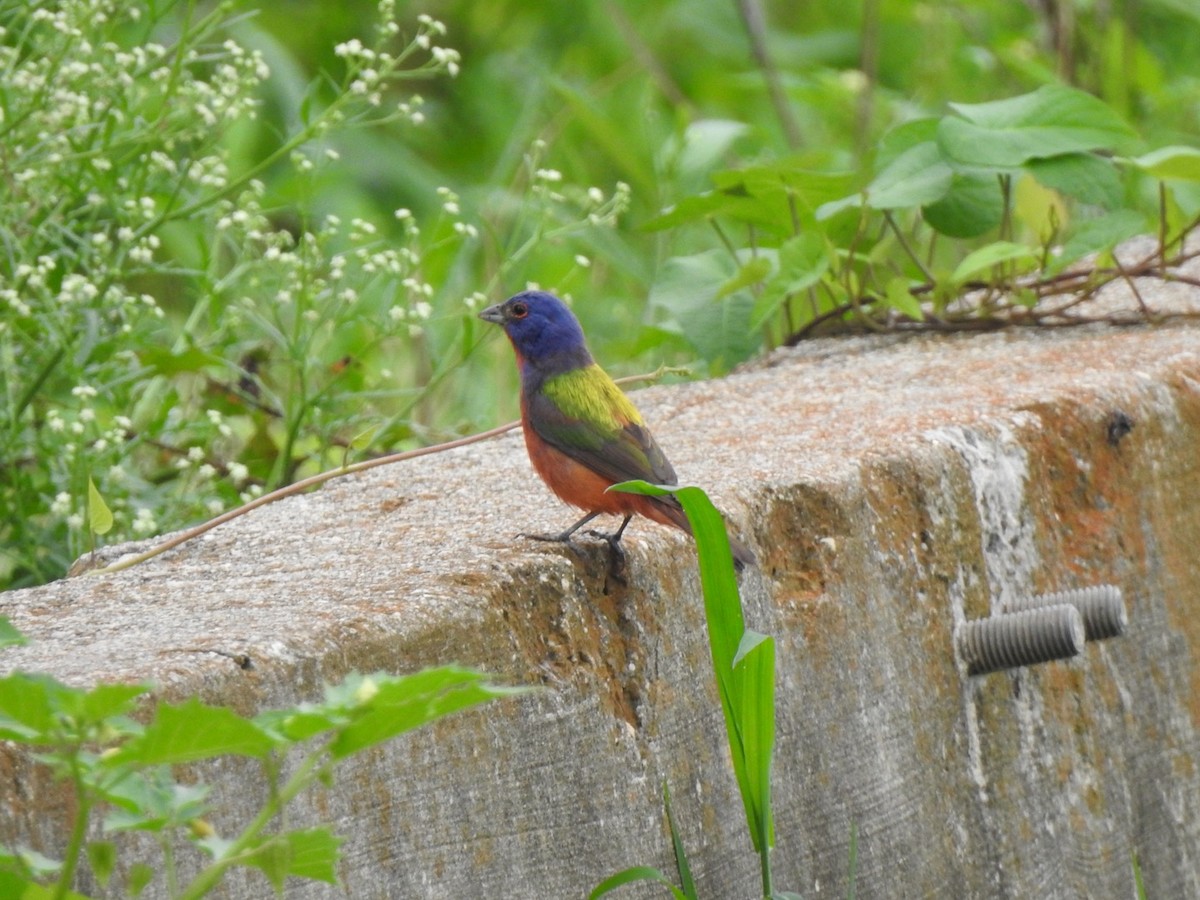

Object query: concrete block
[3,271,1199,898]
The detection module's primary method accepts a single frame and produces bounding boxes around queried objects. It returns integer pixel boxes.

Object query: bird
[479,289,755,571]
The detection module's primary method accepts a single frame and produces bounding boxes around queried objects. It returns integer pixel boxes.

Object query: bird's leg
[518,511,601,546]
[584,513,632,558]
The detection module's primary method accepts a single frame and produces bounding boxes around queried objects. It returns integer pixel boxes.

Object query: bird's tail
[650,496,757,572]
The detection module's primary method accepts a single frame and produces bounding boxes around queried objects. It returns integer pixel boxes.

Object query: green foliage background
[3,0,1200,589]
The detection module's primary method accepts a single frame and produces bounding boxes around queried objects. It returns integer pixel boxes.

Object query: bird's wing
[527,365,678,487]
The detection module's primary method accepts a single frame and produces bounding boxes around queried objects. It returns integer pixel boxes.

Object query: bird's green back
[540,365,642,432]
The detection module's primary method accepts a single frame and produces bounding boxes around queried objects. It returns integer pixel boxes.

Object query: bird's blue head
[479,290,593,375]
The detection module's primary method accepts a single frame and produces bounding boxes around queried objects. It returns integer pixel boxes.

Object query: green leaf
[118,698,275,764]
[0,673,59,741]
[81,683,151,726]
[240,828,344,888]
[589,867,689,900]
[731,631,776,853]
[1128,145,1200,182]
[642,190,765,232]
[0,876,93,900]
[127,862,155,896]
[0,845,62,878]
[712,163,854,205]
[87,479,113,536]
[663,783,697,900]
[884,277,924,321]
[330,668,522,759]
[674,119,750,181]
[874,118,941,171]
[864,141,952,210]
[938,84,1137,168]
[0,617,27,650]
[279,827,343,883]
[103,775,209,832]
[86,841,117,887]
[950,241,1039,284]
[648,251,760,372]
[751,233,830,330]
[922,173,1005,238]
[1051,210,1148,272]
[1026,153,1123,208]
[717,256,772,300]
[610,481,777,860]
[137,347,225,377]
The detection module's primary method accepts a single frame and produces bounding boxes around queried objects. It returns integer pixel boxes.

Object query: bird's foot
[583,528,624,556]
[584,529,627,583]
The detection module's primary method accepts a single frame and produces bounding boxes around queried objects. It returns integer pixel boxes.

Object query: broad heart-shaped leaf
[648,251,760,372]
[750,232,830,330]
[1050,209,1148,273]
[874,118,941,172]
[922,172,1005,238]
[1026,152,1123,208]
[1127,145,1200,182]
[951,241,1040,284]
[864,141,953,210]
[117,698,275,764]
[938,84,1137,168]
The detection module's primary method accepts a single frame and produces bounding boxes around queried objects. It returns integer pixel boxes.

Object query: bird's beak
[478,304,505,324]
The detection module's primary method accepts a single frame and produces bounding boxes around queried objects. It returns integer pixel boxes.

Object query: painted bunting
[479,290,755,570]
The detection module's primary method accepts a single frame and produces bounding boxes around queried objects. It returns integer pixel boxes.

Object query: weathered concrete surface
[3,266,1200,898]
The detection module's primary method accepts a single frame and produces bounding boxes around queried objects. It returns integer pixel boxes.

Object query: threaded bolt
[1004,585,1127,641]
[957,604,1086,676]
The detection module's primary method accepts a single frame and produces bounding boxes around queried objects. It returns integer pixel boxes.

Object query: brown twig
[78,367,688,577]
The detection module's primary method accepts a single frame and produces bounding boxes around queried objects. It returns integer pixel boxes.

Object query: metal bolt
[957,604,1086,676]
[1004,585,1127,641]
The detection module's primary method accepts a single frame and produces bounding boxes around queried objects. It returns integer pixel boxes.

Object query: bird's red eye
[510,302,528,318]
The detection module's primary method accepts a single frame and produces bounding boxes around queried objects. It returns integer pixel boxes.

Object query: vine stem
[175,751,327,900]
